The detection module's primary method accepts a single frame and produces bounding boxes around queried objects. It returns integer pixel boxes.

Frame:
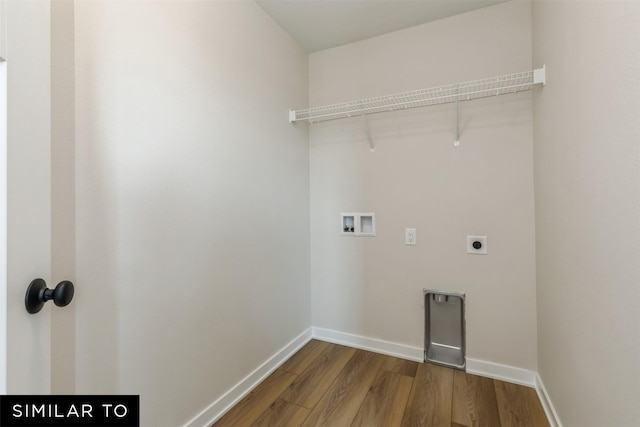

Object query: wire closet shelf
[289,66,545,123]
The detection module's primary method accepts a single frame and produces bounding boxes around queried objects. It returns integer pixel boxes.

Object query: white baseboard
[465,358,536,387]
[183,328,312,427]
[311,326,424,362]
[535,373,563,427]
[312,327,539,388]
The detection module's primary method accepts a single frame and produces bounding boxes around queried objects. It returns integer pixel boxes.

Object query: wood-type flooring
[213,340,549,427]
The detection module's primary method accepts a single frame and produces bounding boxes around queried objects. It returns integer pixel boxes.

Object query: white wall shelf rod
[289,66,545,124]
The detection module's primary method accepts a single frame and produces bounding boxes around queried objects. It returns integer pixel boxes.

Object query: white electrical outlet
[405,228,416,245]
[467,235,487,254]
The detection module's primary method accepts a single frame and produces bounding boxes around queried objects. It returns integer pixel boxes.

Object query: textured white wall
[533,1,640,425]
[309,0,538,370]
[74,1,309,425]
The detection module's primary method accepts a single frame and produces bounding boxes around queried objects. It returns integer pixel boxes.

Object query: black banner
[0,395,139,427]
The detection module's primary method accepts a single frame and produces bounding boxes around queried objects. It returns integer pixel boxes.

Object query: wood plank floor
[213,340,549,427]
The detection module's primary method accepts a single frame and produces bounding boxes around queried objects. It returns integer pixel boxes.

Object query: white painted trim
[465,357,536,387]
[535,373,563,427]
[312,326,424,362]
[183,328,312,427]
[312,327,542,390]
[0,0,5,61]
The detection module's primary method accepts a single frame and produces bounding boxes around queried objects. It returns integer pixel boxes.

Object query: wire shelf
[289,67,545,123]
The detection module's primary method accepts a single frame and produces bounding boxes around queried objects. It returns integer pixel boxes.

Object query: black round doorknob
[25,278,75,314]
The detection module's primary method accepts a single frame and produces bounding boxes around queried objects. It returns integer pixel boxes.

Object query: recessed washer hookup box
[424,290,466,370]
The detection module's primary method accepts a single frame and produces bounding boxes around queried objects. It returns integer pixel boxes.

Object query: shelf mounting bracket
[454,97,460,147]
[363,113,375,152]
[533,64,546,85]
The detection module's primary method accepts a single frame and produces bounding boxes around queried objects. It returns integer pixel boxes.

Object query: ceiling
[255,0,507,53]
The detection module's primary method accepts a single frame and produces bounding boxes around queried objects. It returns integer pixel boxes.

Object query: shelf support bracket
[533,65,546,85]
[454,97,460,147]
[363,113,375,152]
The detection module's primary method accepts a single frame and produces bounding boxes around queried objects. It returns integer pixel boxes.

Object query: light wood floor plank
[401,363,454,427]
[494,380,549,427]
[301,349,385,427]
[251,399,311,427]
[451,370,501,427]
[213,369,297,427]
[279,340,330,375]
[281,343,356,409]
[381,355,419,377]
[351,369,414,427]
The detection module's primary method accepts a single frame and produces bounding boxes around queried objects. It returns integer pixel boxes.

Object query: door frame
[0,56,7,395]
[1,0,53,394]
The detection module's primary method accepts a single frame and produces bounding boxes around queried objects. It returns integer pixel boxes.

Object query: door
[1,0,53,394]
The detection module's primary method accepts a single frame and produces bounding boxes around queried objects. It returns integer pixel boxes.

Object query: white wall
[74,1,309,425]
[51,0,76,394]
[533,1,640,426]
[310,0,538,370]
[5,0,52,394]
